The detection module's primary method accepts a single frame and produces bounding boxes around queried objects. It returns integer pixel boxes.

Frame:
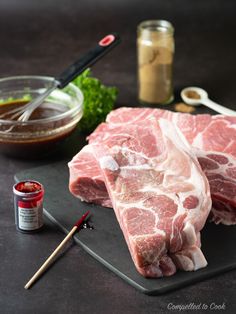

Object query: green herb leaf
[72,69,118,133]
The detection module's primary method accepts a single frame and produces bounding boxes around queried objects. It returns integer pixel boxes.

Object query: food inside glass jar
[137,20,175,105]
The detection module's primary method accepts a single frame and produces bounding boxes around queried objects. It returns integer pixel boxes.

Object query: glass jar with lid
[137,20,175,105]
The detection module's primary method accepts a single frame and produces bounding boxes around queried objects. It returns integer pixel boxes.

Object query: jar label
[18,201,43,230]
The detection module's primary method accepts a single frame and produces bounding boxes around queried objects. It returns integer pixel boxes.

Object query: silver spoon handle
[201,98,236,116]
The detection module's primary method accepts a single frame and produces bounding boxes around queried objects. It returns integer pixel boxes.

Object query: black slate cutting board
[15,162,236,295]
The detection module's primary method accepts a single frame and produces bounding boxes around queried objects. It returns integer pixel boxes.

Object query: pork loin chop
[69,107,236,224]
[90,118,211,277]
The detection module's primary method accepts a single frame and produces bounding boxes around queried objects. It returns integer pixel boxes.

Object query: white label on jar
[18,206,41,230]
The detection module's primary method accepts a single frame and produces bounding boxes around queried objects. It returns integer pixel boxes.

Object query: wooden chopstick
[24,211,90,290]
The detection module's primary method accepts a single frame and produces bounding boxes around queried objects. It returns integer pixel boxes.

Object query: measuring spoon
[181,87,236,116]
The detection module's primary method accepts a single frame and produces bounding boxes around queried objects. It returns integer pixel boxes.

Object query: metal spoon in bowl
[181,87,236,116]
[1,33,121,122]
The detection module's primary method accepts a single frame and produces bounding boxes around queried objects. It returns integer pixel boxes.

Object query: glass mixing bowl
[0,76,83,157]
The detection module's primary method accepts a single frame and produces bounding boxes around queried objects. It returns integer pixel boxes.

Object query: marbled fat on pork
[79,107,236,225]
[90,119,211,277]
[105,107,236,225]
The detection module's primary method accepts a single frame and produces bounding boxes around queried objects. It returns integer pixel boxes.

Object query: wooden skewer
[24,211,90,290]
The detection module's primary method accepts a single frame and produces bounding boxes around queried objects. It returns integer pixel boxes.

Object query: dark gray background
[0,0,235,313]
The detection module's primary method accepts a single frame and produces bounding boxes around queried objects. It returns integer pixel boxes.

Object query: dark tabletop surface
[0,0,236,313]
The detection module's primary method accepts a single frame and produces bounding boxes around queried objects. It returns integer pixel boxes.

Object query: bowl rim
[0,75,84,125]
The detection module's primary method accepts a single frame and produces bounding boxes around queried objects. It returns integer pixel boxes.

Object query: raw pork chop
[69,145,111,207]
[104,107,236,225]
[91,118,211,277]
[69,107,235,224]
[196,149,236,224]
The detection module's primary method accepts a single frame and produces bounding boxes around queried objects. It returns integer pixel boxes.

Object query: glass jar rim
[138,20,174,34]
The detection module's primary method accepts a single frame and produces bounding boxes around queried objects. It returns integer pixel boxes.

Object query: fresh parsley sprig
[73,69,118,133]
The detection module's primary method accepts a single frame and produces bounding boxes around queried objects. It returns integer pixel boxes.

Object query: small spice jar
[13,180,44,233]
[137,20,175,105]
